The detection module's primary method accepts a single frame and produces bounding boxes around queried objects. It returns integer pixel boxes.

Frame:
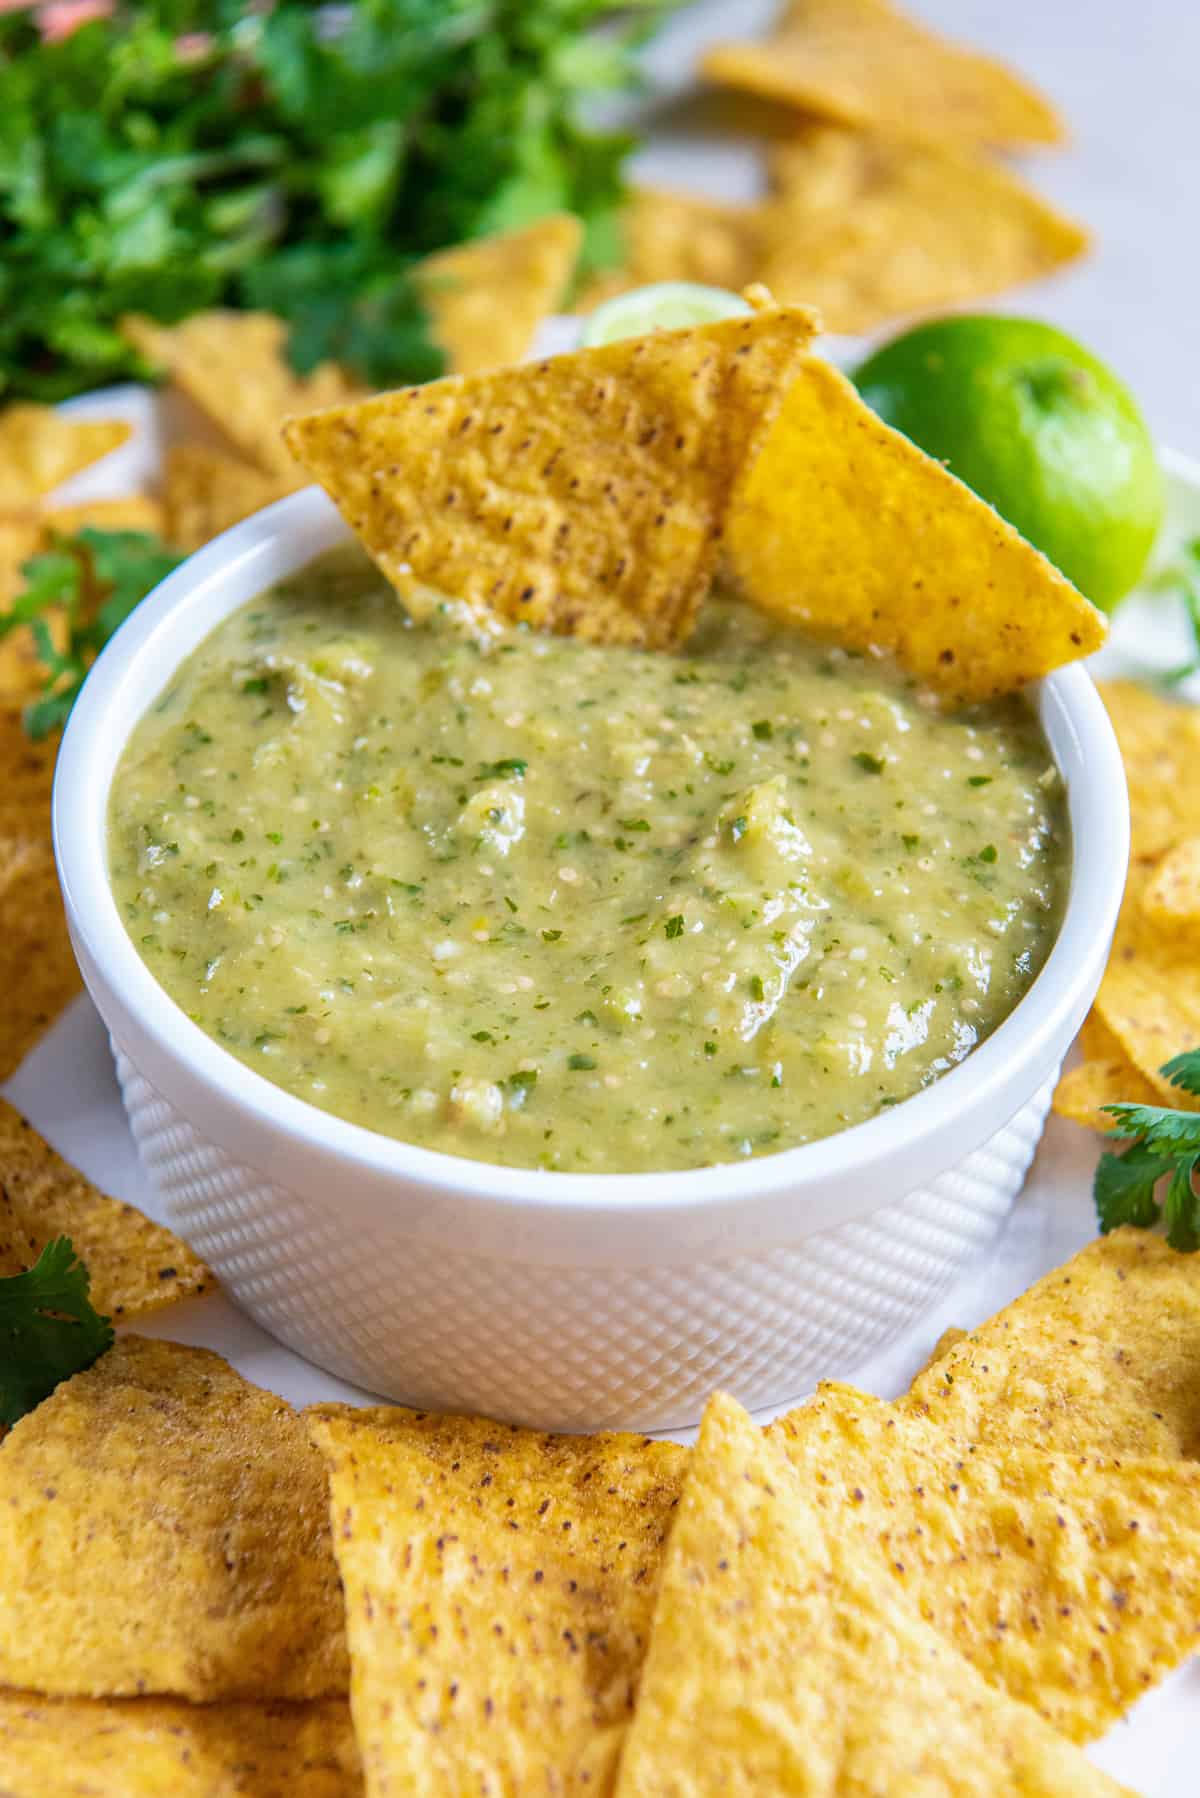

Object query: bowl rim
[53,484,1130,1230]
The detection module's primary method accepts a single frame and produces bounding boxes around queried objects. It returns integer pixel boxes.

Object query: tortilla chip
[726,354,1105,700]
[417,214,583,374]
[575,189,763,315]
[1052,1054,1162,1131]
[759,123,1088,334]
[0,1098,212,1316]
[0,833,81,1079]
[163,444,302,554]
[0,406,131,509]
[905,1227,1200,1459]
[614,1393,1127,1797]
[283,306,818,650]
[0,515,47,699]
[919,1323,967,1371]
[1142,833,1200,936]
[1099,678,1200,865]
[122,311,361,478]
[42,495,166,540]
[768,1381,1200,1742]
[702,0,1065,149]
[306,1403,686,1794]
[0,1336,349,1701]
[0,1692,361,1798]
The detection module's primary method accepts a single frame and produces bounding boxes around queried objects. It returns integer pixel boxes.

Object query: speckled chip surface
[0,1337,349,1702]
[282,306,818,651]
[306,1403,686,1796]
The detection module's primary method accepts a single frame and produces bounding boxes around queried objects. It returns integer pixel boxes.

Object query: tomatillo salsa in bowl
[54,491,1127,1428]
[106,545,1068,1176]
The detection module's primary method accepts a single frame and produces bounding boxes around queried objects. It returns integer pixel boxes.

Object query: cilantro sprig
[1096,1048,1200,1250]
[0,1237,113,1426]
[0,0,667,401]
[1,526,182,739]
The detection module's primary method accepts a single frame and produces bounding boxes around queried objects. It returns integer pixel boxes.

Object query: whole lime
[852,316,1163,612]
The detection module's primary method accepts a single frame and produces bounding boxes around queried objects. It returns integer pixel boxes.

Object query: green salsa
[108,548,1068,1173]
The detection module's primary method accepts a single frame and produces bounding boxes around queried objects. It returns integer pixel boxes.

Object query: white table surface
[24,8,1200,1787]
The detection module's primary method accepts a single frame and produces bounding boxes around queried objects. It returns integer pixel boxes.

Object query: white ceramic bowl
[54,488,1129,1429]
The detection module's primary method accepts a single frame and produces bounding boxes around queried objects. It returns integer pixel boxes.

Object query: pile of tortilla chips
[5,1226,1197,1792]
[1054,680,1200,1131]
[584,0,1088,335]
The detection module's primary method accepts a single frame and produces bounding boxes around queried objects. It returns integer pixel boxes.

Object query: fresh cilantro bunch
[0,526,182,738]
[0,0,661,400]
[0,1237,112,1426]
[1096,1048,1200,1250]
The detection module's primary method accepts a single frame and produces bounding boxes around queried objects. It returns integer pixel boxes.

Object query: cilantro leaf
[0,1237,113,1426]
[1094,1141,1174,1234]
[2,527,182,739]
[1093,1047,1200,1248]
[0,0,666,400]
[1162,1048,1200,1097]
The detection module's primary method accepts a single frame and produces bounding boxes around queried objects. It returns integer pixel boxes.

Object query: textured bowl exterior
[55,484,1130,1432]
[115,1041,1053,1430]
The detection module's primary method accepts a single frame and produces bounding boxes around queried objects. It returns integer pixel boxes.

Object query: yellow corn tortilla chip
[702,0,1065,149]
[768,1381,1200,1743]
[0,1692,361,1798]
[727,354,1105,699]
[0,515,47,700]
[1099,678,1200,866]
[905,1227,1200,1458]
[614,1393,1128,1797]
[1093,855,1200,1105]
[306,1403,686,1795]
[283,306,818,650]
[0,1098,212,1317]
[1052,1055,1162,1131]
[163,444,302,554]
[0,1336,349,1701]
[919,1323,967,1371]
[122,311,361,478]
[1079,1008,1126,1062]
[0,406,131,508]
[42,495,166,540]
[0,832,81,1079]
[760,123,1088,334]
[1142,832,1200,936]
[0,1185,37,1278]
[417,213,583,375]
[575,189,764,315]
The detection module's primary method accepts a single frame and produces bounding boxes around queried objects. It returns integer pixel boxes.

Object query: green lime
[581,282,752,347]
[852,316,1164,612]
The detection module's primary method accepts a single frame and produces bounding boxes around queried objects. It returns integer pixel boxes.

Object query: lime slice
[581,282,753,347]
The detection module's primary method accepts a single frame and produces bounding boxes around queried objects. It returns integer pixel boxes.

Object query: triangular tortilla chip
[614,1393,1130,1797]
[1143,833,1200,936]
[0,515,46,700]
[1052,1054,1162,1132]
[703,0,1065,149]
[42,495,165,539]
[0,406,131,508]
[306,1403,686,1794]
[122,310,361,477]
[0,833,81,1079]
[760,123,1088,334]
[283,306,818,649]
[162,443,302,553]
[1099,679,1200,865]
[0,1099,212,1317]
[768,1381,1200,1743]
[905,1227,1200,1458]
[575,189,763,314]
[417,214,583,374]
[726,353,1105,699]
[0,1692,361,1798]
[0,1337,349,1701]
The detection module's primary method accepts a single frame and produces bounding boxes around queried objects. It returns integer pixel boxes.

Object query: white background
[22,5,1200,1788]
